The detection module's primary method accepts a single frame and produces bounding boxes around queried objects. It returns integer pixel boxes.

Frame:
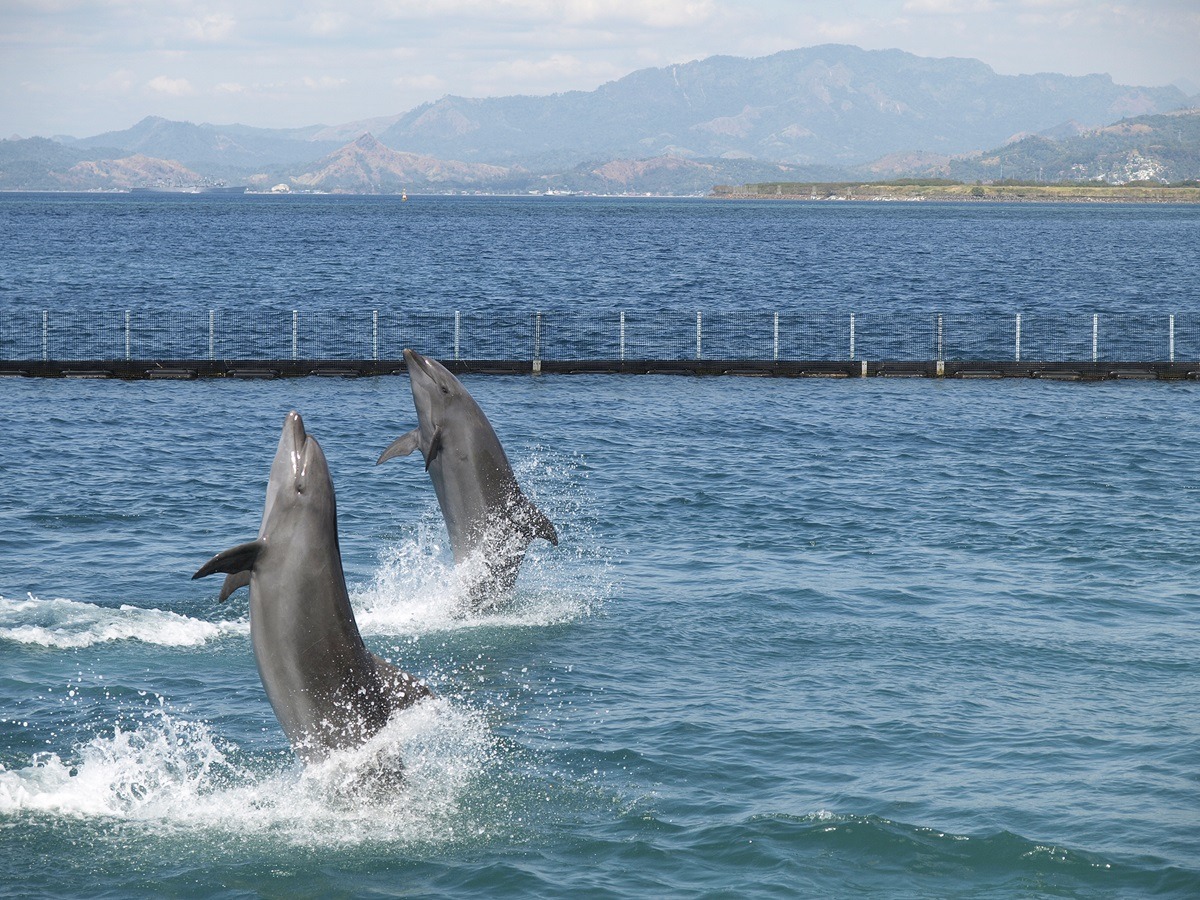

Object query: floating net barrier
[1,308,1197,380]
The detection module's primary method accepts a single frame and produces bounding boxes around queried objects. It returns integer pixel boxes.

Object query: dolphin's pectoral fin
[423,426,443,472]
[371,653,434,710]
[192,539,264,581]
[217,570,252,603]
[515,494,559,546]
[376,429,421,465]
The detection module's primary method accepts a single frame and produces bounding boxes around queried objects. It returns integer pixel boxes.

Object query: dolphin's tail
[514,494,559,546]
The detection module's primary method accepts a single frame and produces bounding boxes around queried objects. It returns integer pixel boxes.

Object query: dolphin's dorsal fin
[516,494,559,546]
[424,426,443,471]
[218,570,252,603]
[192,539,264,582]
[376,429,421,465]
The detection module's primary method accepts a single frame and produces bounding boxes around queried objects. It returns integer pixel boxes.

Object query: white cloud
[392,73,446,92]
[485,53,587,82]
[215,82,246,94]
[301,75,348,90]
[87,68,136,94]
[185,12,236,42]
[557,0,716,28]
[370,0,713,28]
[902,0,996,13]
[308,11,347,36]
[146,75,196,96]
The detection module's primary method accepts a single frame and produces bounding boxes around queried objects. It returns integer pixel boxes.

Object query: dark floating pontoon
[2,310,1197,381]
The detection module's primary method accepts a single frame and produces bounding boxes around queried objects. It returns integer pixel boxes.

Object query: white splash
[352,448,614,635]
[0,595,248,649]
[0,700,498,847]
[351,520,609,635]
[0,710,239,819]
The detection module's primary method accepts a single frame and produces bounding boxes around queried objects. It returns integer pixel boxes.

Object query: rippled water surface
[1,193,1197,318]
[2,374,1199,898]
[2,197,1200,897]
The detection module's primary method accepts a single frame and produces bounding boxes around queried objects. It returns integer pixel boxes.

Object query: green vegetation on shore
[712,179,1200,202]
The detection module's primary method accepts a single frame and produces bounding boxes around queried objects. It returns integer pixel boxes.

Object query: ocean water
[3,375,1199,897]
[1,193,1197,319]
[2,197,1200,897]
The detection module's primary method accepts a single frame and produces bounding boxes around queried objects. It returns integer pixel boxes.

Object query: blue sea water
[2,196,1200,897]
[0,193,1197,319]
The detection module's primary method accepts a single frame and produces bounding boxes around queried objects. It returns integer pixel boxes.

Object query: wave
[0,699,499,848]
[0,595,248,649]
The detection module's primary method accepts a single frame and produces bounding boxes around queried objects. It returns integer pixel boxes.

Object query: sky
[3,0,1198,139]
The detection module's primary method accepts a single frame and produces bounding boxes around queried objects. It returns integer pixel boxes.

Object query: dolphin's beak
[403,348,426,374]
[282,411,308,476]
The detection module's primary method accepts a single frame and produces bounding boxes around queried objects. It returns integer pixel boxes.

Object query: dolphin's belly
[431,460,520,557]
[249,582,391,758]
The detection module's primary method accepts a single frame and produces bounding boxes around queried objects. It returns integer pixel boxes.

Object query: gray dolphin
[193,411,431,762]
[377,348,558,605]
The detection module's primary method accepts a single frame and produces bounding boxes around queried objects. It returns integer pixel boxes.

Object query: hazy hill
[284,133,516,192]
[377,45,1189,167]
[942,108,1200,183]
[269,134,839,194]
[69,116,342,172]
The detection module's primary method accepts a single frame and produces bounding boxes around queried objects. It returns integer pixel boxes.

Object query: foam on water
[0,698,500,848]
[353,450,614,635]
[0,594,248,649]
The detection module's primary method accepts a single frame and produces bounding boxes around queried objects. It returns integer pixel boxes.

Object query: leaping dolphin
[193,411,431,762]
[377,348,558,606]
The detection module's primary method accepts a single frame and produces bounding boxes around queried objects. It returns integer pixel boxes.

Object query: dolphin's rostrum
[194,411,431,762]
[378,348,558,605]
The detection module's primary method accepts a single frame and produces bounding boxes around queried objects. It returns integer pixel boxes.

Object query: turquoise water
[2,374,1199,897]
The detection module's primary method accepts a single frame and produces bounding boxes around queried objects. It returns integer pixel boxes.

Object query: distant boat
[402,189,408,201]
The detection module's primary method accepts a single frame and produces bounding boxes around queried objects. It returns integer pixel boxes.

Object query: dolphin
[377,348,558,605]
[193,411,431,763]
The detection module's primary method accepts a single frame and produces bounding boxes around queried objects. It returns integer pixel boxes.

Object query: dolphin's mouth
[403,348,441,396]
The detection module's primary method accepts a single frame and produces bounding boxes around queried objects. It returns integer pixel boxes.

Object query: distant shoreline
[712,181,1200,203]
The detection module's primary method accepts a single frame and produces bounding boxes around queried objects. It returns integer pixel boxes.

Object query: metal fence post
[936,313,944,376]
[15,307,1196,373]
[533,310,542,375]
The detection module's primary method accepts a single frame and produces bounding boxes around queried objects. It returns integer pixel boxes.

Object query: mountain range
[2,45,1197,194]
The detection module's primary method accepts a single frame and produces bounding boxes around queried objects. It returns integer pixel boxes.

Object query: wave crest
[0,595,248,649]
